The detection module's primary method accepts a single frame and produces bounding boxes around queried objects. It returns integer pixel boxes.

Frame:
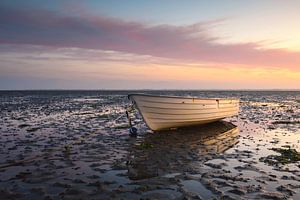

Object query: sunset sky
[0,0,299,89]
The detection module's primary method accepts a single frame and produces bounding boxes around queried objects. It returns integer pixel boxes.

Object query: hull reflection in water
[128,121,238,180]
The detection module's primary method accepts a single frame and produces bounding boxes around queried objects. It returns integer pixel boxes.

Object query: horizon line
[0,89,299,92]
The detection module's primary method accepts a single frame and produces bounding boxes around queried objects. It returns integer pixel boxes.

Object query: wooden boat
[128,94,239,131]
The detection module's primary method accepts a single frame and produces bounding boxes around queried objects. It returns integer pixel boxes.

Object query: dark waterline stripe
[141,105,237,110]
[144,108,238,115]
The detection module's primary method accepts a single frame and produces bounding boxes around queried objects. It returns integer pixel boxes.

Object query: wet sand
[0,90,299,199]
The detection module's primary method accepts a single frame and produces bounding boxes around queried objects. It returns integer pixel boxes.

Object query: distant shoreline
[0,89,299,92]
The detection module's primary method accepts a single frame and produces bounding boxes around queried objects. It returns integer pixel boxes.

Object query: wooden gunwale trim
[128,93,239,101]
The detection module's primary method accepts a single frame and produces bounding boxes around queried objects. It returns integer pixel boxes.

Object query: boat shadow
[127,121,239,180]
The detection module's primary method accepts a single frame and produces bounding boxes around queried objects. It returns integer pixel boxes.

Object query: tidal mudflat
[0,90,299,200]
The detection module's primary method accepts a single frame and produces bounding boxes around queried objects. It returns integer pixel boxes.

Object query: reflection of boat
[128,94,239,131]
[127,121,238,180]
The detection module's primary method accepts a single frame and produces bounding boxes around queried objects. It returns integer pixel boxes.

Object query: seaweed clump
[260,146,300,165]
[137,142,154,150]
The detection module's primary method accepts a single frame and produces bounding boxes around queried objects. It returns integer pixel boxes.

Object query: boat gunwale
[128,93,240,101]
[137,99,239,105]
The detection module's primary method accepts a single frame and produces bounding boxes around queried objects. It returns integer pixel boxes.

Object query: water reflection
[128,121,238,180]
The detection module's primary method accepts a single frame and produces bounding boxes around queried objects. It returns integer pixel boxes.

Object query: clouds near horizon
[0,5,300,70]
[0,2,299,90]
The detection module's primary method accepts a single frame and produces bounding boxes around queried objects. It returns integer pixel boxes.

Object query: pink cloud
[0,5,300,69]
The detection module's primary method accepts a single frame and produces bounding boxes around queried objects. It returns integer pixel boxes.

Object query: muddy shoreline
[0,90,299,199]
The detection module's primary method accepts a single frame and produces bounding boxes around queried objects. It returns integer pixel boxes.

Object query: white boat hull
[128,94,239,131]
